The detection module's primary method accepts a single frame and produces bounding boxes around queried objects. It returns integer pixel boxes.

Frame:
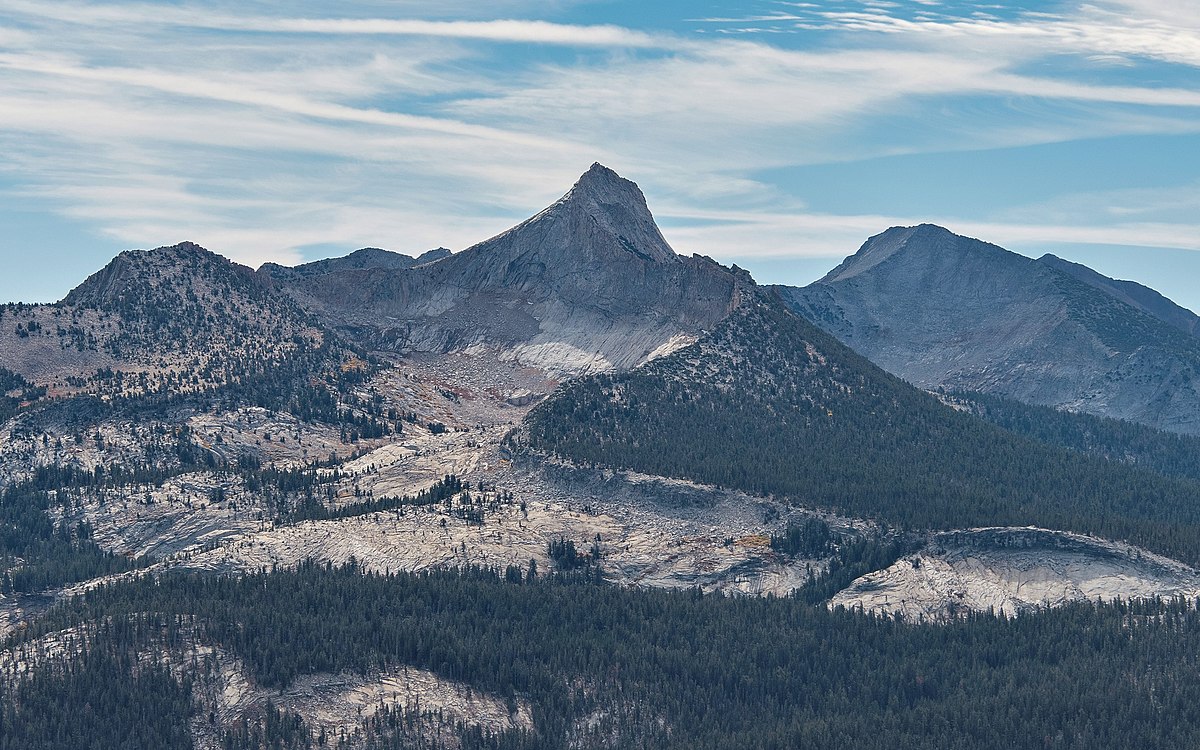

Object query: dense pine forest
[522,292,1200,564]
[947,389,1200,482]
[8,564,1200,749]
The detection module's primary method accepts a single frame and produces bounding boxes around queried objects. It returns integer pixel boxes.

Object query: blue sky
[1,0,1198,311]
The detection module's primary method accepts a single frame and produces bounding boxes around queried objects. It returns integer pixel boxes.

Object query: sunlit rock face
[832,527,1200,621]
[265,163,741,378]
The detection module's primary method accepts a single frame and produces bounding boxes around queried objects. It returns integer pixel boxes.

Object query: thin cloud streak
[0,53,573,149]
[663,209,1200,263]
[3,1,669,48]
[229,18,665,48]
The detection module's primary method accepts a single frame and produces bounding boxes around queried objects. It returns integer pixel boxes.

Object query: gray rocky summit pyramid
[265,163,742,376]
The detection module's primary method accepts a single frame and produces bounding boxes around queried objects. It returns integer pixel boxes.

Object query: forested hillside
[9,565,1200,749]
[522,291,1200,563]
[946,390,1200,483]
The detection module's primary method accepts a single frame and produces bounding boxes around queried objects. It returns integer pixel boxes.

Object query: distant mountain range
[778,224,1200,435]
[3,168,1197,440]
[260,246,452,280]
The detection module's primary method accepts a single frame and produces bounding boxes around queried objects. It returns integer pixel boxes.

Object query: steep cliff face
[779,224,1200,435]
[268,164,740,376]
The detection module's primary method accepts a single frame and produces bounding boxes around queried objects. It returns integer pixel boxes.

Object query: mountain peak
[818,224,1008,284]
[573,161,625,191]
[567,162,646,207]
[143,241,226,265]
[414,247,451,265]
[785,223,1200,435]
[163,240,210,254]
[531,163,678,264]
[61,240,266,310]
[346,246,403,262]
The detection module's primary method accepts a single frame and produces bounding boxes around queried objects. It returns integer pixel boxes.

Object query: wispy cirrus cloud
[2,1,669,48]
[665,209,1200,263]
[721,0,1200,68]
[0,52,570,146]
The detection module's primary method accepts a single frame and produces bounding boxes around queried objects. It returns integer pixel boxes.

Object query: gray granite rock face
[777,224,1200,435]
[267,163,740,375]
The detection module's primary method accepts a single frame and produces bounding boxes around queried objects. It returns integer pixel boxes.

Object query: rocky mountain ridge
[0,164,745,409]
[0,241,327,400]
[1038,252,1200,338]
[779,224,1200,435]
[264,163,742,377]
[3,166,1199,636]
[259,246,451,280]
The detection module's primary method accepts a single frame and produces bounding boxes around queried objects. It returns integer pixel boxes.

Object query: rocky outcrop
[268,164,741,376]
[831,526,1200,620]
[779,224,1200,435]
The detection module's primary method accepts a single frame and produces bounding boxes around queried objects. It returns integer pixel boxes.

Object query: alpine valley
[5,165,1200,749]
